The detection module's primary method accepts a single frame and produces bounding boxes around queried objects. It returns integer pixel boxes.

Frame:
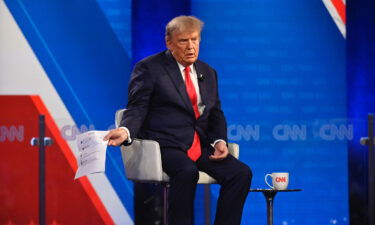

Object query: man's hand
[209,141,229,161]
[104,128,128,146]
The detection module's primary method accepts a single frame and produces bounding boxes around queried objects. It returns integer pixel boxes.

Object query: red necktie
[184,66,201,161]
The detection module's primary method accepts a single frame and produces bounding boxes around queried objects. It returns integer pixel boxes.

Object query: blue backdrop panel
[132,0,190,64]
[347,0,375,224]
[5,0,134,218]
[4,0,352,223]
[192,0,348,224]
[96,0,132,58]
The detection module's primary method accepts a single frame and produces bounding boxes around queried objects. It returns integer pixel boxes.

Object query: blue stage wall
[3,0,350,224]
[192,0,347,224]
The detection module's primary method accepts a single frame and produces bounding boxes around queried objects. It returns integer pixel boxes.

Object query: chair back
[115,109,125,128]
[115,108,165,182]
[120,139,165,182]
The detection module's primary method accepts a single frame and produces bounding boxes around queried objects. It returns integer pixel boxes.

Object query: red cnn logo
[275,177,286,183]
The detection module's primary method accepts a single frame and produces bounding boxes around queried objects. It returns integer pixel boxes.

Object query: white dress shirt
[176,62,205,115]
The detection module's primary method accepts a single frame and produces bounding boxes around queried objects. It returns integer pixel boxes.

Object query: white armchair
[115,109,239,224]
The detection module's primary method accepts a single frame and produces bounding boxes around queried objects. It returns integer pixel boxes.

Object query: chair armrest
[228,142,239,159]
[120,139,165,182]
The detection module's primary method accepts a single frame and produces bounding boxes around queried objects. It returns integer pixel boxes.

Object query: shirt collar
[176,62,195,74]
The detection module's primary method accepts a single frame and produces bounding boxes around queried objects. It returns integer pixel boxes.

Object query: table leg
[262,191,277,225]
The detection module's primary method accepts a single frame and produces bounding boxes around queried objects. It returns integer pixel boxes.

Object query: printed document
[75,131,108,179]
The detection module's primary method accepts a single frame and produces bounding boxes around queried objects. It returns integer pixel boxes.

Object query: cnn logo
[275,177,287,183]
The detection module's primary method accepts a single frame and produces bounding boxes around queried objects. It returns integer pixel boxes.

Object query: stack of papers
[74,131,109,179]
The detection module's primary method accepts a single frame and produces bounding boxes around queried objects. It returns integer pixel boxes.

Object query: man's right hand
[104,128,128,146]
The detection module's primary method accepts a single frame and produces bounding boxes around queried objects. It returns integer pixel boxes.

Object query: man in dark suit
[105,16,252,225]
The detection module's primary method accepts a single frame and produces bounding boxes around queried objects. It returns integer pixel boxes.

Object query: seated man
[105,15,252,225]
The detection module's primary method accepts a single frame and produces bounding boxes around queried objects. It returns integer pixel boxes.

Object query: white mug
[265,172,289,190]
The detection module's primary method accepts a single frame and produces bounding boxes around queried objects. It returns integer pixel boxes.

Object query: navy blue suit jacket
[121,50,227,152]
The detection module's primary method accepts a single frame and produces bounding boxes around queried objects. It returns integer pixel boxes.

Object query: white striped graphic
[322,0,346,38]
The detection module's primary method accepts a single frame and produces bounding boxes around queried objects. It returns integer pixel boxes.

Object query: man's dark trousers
[161,147,252,225]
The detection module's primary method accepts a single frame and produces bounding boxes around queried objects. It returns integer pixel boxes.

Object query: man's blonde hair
[165,15,204,41]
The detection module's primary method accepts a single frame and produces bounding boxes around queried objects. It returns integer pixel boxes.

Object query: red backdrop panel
[0,95,114,225]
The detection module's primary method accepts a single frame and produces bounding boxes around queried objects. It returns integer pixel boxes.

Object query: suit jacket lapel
[163,51,195,116]
[194,61,208,116]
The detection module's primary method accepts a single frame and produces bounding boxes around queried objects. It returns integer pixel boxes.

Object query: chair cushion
[198,171,217,184]
[162,171,217,184]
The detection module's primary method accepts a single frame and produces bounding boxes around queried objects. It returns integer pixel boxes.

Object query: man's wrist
[119,127,132,143]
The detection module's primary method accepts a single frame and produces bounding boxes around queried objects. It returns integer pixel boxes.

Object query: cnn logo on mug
[265,172,289,190]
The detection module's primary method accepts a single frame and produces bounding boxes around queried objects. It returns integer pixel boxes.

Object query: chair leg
[204,184,211,225]
[163,183,169,225]
[163,183,212,224]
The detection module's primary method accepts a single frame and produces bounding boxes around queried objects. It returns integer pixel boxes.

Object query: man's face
[166,30,200,67]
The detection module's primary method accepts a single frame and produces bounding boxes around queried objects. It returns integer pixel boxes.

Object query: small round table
[249,189,302,225]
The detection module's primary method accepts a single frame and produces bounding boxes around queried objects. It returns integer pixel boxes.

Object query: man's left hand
[209,141,229,161]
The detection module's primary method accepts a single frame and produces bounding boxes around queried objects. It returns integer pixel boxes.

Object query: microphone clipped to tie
[198,73,205,81]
